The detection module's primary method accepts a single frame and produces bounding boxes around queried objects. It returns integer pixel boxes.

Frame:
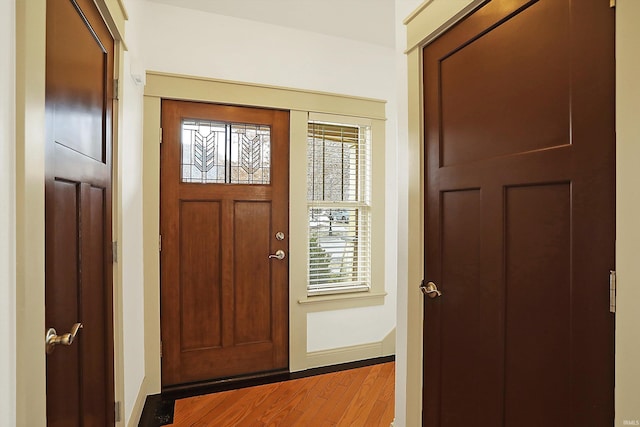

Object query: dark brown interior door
[422,1,615,426]
[161,100,290,387]
[45,0,115,425]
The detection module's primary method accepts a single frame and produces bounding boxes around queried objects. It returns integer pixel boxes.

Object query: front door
[161,100,290,387]
[422,1,615,426]
[45,0,115,425]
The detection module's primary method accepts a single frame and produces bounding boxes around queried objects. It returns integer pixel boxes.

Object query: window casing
[307,121,371,296]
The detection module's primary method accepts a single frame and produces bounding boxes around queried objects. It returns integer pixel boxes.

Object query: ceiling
[144,0,397,48]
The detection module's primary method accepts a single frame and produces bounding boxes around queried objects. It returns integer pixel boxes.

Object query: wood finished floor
[167,362,395,427]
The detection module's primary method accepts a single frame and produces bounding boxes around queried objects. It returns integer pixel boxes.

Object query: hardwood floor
[167,362,395,426]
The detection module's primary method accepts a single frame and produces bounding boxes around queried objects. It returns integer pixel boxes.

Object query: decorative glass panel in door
[181,119,271,184]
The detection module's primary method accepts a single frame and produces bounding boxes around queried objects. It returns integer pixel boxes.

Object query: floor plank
[168,362,395,426]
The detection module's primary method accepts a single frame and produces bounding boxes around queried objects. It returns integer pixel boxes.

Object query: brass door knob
[420,281,442,299]
[45,322,83,354]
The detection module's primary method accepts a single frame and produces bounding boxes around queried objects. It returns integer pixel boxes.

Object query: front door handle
[268,249,286,260]
[420,281,442,299]
[45,322,83,354]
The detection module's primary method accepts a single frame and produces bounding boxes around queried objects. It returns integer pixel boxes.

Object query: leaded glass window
[181,119,271,184]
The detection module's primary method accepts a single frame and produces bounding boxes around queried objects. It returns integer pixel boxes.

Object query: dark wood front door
[161,100,290,387]
[45,0,115,425]
[422,1,615,426]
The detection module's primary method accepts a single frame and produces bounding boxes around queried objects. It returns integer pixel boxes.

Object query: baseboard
[305,341,385,369]
[304,330,396,370]
[382,328,396,355]
[127,376,151,427]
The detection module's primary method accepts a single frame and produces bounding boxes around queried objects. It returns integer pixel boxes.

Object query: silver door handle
[45,322,83,354]
[420,281,442,299]
[268,250,286,260]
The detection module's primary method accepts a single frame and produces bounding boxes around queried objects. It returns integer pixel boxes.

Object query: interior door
[422,1,615,426]
[45,0,115,425]
[161,100,290,387]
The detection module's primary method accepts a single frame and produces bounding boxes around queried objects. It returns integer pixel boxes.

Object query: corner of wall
[126,376,151,427]
[382,327,396,356]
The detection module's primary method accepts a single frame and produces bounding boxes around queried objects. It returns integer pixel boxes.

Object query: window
[307,121,371,296]
[181,119,271,184]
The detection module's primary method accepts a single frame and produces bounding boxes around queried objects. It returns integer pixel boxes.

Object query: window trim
[300,112,385,302]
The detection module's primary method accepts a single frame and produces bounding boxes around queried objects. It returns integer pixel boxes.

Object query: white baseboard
[304,341,386,370]
[302,328,396,370]
[382,327,396,355]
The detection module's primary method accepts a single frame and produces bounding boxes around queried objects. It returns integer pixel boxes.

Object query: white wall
[0,0,16,425]
[121,51,146,423]
[140,1,396,100]
[138,0,398,353]
[120,1,147,424]
[121,45,146,427]
[616,0,640,424]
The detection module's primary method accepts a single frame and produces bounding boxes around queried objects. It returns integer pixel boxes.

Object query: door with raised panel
[422,1,615,426]
[161,100,290,386]
[45,0,115,424]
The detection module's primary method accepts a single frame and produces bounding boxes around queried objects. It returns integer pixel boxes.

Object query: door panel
[504,184,571,425]
[48,0,108,163]
[179,201,223,351]
[161,100,290,387]
[45,0,114,425]
[438,189,492,424]
[440,0,570,167]
[234,201,272,345]
[422,1,615,426]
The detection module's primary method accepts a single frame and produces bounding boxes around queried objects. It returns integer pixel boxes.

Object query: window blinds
[307,122,371,296]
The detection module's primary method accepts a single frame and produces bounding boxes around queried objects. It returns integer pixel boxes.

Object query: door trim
[15,0,127,425]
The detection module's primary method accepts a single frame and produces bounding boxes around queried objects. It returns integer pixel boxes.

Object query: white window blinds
[307,121,371,296]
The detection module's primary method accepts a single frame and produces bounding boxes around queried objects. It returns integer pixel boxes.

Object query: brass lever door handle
[46,322,83,354]
[268,250,286,260]
[420,281,442,299]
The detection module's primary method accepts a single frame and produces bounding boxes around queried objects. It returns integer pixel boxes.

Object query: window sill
[297,291,387,310]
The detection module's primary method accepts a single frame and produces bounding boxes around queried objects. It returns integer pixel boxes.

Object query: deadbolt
[275,231,285,241]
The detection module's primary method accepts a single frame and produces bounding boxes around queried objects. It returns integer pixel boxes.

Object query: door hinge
[610,0,615,8]
[159,127,163,144]
[160,341,163,358]
[112,241,118,263]
[114,401,122,422]
[609,270,617,313]
[159,235,162,252]
[114,78,119,100]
